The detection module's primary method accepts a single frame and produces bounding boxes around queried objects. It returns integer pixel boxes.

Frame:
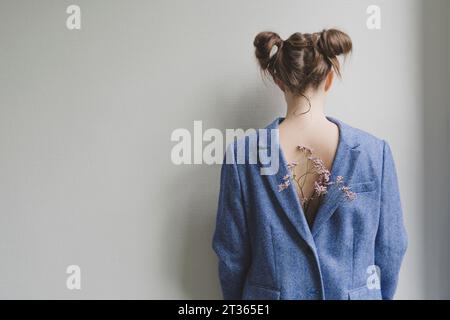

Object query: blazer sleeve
[375,140,408,299]
[212,141,251,300]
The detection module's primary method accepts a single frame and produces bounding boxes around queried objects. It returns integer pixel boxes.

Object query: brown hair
[253,29,352,96]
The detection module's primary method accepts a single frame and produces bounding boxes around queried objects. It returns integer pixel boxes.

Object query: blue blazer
[212,116,408,300]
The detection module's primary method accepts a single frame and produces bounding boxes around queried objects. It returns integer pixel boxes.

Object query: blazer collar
[262,115,360,150]
[259,116,362,249]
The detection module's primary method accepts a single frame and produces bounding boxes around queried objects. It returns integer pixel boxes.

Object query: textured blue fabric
[212,116,408,300]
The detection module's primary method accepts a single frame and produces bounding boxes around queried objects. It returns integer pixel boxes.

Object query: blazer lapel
[260,118,316,249]
[310,116,361,236]
[310,145,361,236]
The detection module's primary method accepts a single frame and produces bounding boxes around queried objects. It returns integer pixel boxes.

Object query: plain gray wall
[422,0,450,299]
[0,0,449,299]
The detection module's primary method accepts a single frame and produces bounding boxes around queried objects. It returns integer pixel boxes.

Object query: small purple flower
[314,181,327,197]
[297,145,313,154]
[278,180,290,192]
[287,161,298,170]
[336,175,344,184]
[311,157,325,170]
[345,191,357,201]
[317,174,330,187]
[316,167,330,175]
[339,185,357,201]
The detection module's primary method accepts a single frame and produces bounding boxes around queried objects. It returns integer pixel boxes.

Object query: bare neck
[282,91,329,129]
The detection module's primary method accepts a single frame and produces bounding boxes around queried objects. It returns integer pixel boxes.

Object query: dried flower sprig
[278,145,357,211]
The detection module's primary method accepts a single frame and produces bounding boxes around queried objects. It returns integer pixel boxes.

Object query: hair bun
[253,28,352,95]
[317,28,352,58]
[253,31,283,70]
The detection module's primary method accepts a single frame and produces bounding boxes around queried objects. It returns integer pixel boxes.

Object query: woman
[212,29,408,300]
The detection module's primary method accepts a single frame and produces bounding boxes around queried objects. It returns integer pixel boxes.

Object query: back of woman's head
[253,29,352,95]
